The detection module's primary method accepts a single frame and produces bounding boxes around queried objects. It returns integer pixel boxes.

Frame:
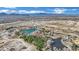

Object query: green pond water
[20,28,37,35]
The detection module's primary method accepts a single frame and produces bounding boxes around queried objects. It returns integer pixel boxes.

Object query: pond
[51,38,65,50]
[20,27,37,35]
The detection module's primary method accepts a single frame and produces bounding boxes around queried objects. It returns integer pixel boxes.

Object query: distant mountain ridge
[0,12,79,16]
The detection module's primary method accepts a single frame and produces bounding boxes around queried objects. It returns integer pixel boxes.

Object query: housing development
[0,7,79,51]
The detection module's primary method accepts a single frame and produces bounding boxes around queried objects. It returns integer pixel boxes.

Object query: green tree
[20,35,45,50]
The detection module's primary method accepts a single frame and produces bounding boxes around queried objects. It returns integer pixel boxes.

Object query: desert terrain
[0,15,79,51]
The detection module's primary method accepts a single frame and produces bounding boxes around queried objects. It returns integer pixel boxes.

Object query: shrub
[20,35,45,50]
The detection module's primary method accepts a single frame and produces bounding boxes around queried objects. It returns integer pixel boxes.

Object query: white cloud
[0,10,9,13]
[27,10,46,13]
[18,10,46,14]
[7,10,17,14]
[53,8,66,14]
[18,10,28,14]
[0,10,47,14]
[0,10,17,14]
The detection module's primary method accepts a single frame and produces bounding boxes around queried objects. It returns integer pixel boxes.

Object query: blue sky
[0,7,79,15]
